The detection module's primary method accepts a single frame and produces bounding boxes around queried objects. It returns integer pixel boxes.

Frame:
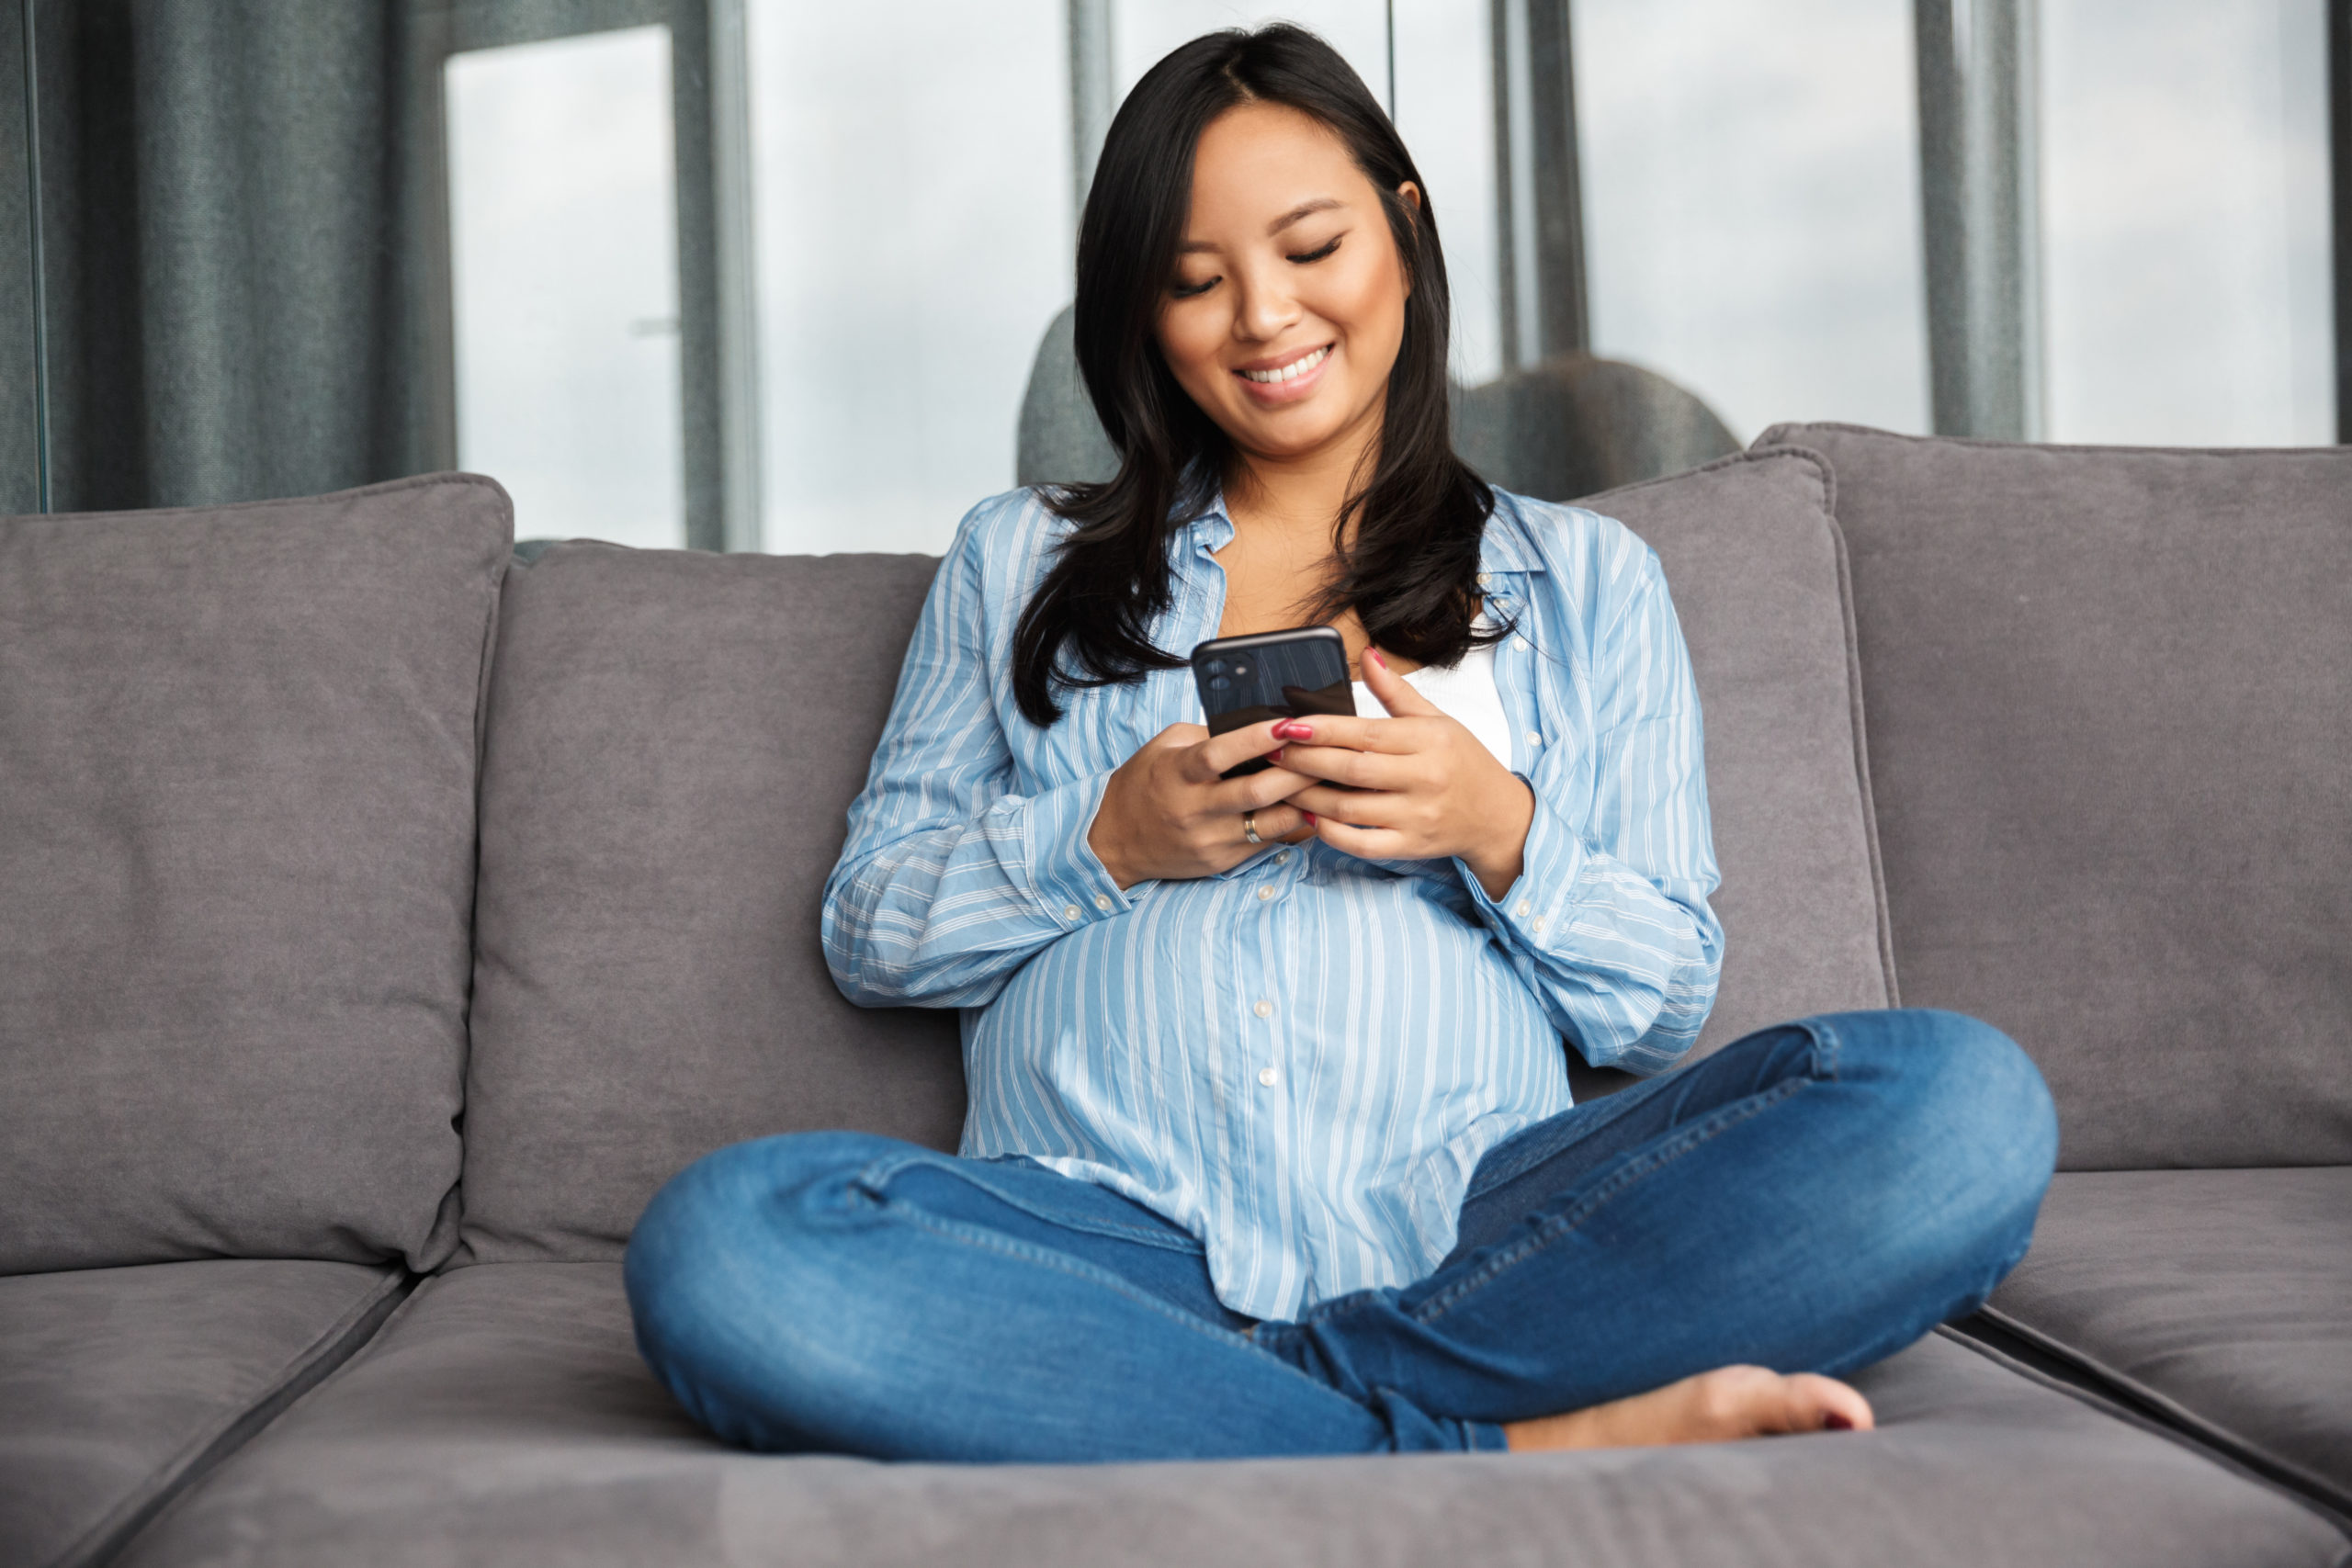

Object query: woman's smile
[1235,342,1334,402]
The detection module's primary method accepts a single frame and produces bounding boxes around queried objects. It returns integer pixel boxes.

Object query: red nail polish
[1278,720,1312,740]
[1823,1412,1853,1431]
[1302,812,1317,826]
[1368,649,1386,670]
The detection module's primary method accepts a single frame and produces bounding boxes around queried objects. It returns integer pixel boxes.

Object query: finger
[1274,742,1416,792]
[1360,647,1442,718]
[1193,718,1288,779]
[1267,712,1427,755]
[1291,784,1406,826]
[1207,764,1316,813]
[1246,803,1310,842]
[1311,814,1409,861]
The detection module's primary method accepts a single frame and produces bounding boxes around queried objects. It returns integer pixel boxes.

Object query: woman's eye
[1170,276,1219,299]
[1288,236,1341,264]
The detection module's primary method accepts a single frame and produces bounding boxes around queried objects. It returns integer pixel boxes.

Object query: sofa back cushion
[457,546,964,1265]
[462,457,1892,1260]
[1758,423,2352,1168]
[0,475,508,1273]
[1584,452,1895,1056]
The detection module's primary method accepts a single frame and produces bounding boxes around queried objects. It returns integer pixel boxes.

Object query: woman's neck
[1222,401,1383,549]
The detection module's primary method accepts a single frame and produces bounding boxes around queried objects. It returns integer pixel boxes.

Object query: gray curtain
[10,0,438,515]
[5,0,722,533]
[3,5,45,514]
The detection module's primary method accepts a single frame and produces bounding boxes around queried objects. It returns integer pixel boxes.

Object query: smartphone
[1190,625,1356,777]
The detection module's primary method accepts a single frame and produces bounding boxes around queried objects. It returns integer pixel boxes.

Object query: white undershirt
[1350,634,1514,771]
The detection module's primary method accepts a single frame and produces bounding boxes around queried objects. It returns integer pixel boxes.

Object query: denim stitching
[862,1184,1378,1418]
[854,1151,1206,1256]
[1400,1076,1809,1325]
[1460,1020,1835,1204]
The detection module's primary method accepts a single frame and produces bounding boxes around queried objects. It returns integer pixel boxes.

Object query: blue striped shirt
[822,487,1724,1320]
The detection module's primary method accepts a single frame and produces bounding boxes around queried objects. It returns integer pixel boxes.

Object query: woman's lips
[1234,343,1332,404]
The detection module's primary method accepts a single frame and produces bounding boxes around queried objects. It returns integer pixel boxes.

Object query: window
[446,26,687,550]
[745,0,1070,557]
[2039,0,2334,444]
[1571,0,1931,441]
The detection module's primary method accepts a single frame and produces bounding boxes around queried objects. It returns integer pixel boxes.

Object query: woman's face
[1157,101,1416,468]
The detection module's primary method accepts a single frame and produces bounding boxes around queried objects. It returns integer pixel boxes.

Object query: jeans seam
[863,1184,1378,1418]
[856,1151,1205,1256]
[1400,1076,1810,1326]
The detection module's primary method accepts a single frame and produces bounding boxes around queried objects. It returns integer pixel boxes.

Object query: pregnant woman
[626,24,2056,1461]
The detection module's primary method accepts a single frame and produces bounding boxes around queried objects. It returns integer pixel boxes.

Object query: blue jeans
[625,1009,2056,1461]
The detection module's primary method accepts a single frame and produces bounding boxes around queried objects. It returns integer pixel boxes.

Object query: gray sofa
[2,425,2346,1568]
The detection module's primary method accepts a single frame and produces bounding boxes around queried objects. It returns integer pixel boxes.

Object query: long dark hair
[1011,24,1498,727]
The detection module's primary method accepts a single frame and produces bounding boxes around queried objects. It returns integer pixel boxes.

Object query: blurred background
[1,0,2343,551]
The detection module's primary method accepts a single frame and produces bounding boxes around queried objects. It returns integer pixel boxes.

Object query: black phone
[1190,625,1357,777]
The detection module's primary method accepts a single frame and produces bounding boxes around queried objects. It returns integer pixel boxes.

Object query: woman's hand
[1088,719,1316,889]
[1275,649,1535,898]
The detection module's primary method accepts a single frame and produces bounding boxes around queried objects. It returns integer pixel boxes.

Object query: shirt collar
[1173,483,1544,576]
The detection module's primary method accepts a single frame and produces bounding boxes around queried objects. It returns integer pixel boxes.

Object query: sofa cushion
[0,475,508,1273]
[456,547,966,1265]
[1580,450,1895,1055]
[0,1260,407,1568]
[119,1261,2350,1568]
[1979,1167,2352,1517]
[1754,423,2352,1169]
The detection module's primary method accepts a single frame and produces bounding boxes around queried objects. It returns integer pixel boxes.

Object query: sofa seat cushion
[119,1263,2348,1568]
[1982,1167,2352,1517]
[0,1260,407,1568]
[457,547,967,1266]
[0,476,510,1272]
[1752,424,2352,1168]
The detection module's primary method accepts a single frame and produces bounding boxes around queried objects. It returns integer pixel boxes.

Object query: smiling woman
[622,24,2058,1468]
[1011,31,1496,733]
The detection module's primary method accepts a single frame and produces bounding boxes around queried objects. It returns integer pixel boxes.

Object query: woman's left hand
[1274,648,1535,899]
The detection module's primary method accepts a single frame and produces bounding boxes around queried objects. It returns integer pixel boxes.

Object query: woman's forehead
[1185,106,1369,234]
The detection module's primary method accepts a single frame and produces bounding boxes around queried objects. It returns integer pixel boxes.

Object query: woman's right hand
[1087,720,1315,889]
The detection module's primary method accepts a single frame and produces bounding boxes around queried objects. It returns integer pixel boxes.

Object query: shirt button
[1514,636,1531,650]
[1253,999,1272,1018]
[1062,904,1080,920]
[1476,572,1492,587]
[1514,900,1532,918]
[1259,1066,1281,1088]
[1274,851,1291,864]
[1525,730,1542,746]
[1256,886,1274,901]
[1532,916,1547,933]
[1093,893,1113,911]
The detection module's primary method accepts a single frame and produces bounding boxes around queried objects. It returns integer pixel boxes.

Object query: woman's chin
[1220,404,1366,466]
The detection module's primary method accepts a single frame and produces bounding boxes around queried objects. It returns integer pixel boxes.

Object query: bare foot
[1503,1365,1874,1452]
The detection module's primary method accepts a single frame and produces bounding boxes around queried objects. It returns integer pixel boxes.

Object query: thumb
[1361,647,1439,717]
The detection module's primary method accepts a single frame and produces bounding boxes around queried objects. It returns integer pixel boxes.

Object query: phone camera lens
[1208,674,1231,691]
[1204,659,1227,674]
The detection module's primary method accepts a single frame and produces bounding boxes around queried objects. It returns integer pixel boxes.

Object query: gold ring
[1242,810,1262,845]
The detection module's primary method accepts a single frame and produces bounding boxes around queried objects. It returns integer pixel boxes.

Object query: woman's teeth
[1240,345,1330,384]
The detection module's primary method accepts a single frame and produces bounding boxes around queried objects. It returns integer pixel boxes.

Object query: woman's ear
[1395,182,1423,297]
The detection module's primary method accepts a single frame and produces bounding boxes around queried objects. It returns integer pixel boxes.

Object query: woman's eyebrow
[1267,197,1342,235]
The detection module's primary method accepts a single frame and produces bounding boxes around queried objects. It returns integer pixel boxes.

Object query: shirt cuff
[1458,784,1588,952]
[1023,768,1134,928]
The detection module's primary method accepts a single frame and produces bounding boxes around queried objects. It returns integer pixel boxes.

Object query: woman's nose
[1231,269,1300,343]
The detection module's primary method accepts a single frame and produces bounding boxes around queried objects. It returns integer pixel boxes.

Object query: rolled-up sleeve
[1462,547,1724,1073]
[821,502,1131,1009]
